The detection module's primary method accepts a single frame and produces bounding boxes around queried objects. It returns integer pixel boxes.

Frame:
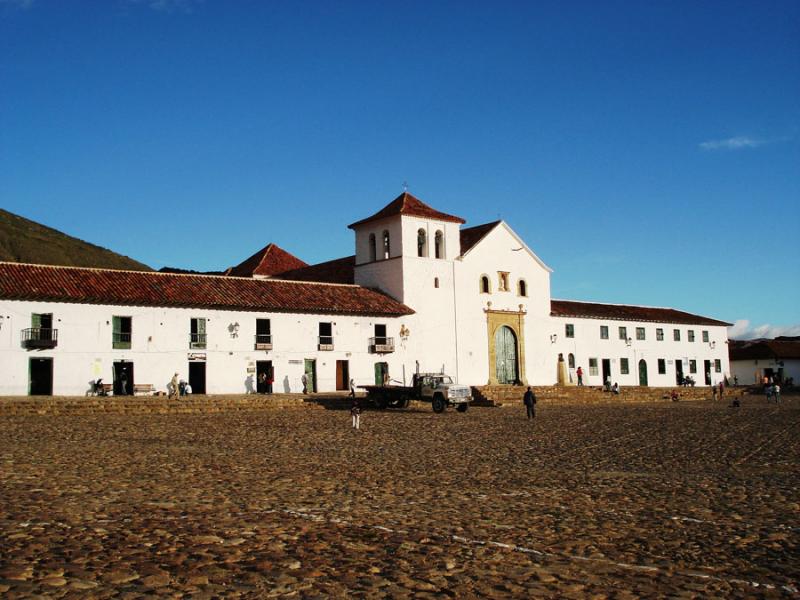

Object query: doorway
[256,360,273,393]
[601,359,611,385]
[494,326,518,384]
[704,360,712,385]
[304,359,317,393]
[374,362,388,385]
[189,362,206,394]
[638,359,648,387]
[113,360,134,395]
[29,357,53,396]
[336,360,349,391]
[675,360,684,385]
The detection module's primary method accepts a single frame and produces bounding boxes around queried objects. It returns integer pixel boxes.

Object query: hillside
[0,208,152,271]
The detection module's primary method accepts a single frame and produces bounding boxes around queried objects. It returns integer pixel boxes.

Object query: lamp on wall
[550,334,557,343]
[626,337,632,347]
[709,341,716,349]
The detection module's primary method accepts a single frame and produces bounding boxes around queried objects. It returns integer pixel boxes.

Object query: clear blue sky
[1,0,798,338]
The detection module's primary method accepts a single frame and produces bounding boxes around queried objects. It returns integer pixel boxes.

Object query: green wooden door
[638,359,648,387]
[495,326,518,384]
[374,362,388,385]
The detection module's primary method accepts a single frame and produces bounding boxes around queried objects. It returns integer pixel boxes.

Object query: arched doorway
[638,359,648,386]
[495,326,518,384]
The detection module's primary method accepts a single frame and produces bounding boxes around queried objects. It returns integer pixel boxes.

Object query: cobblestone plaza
[1,399,798,597]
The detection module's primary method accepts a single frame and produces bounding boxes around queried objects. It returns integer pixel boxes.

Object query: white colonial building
[0,192,731,396]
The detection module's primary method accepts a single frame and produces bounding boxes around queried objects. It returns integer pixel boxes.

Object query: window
[255,318,271,348]
[434,230,444,259]
[714,359,721,373]
[318,322,333,349]
[702,330,709,343]
[434,277,439,288]
[589,358,599,376]
[112,316,132,349]
[480,275,490,294]
[673,329,681,341]
[368,234,376,262]
[619,326,627,340]
[518,279,527,297]
[498,271,510,291]
[656,328,664,341]
[688,330,695,342]
[417,229,427,257]
[620,358,629,374]
[568,353,575,369]
[689,359,697,374]
[565,323,575,338]
[190,318,207,349]
[636,327,646,341]
[382,230,390,259]
[24,313,57,349]
[374,323,387,345]
[658,359,666,374]
[600,325,609,340]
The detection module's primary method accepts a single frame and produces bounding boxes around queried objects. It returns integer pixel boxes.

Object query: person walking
[301,372,308,394]
[765,383,773,402]
[351,395,362,430]
[266,367,274,394]
[576,366,584,386]
[719,381,724,399]
[523,386,537,420]
[349,378,356,399]
[168,372,179,400]
[774,383,781,403]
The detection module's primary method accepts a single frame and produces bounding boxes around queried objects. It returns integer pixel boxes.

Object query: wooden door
[494,326,518,384]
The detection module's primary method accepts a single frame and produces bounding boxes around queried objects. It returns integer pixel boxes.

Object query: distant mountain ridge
[0,208,153,272]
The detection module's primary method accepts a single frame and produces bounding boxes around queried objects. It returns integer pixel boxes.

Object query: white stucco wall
[730,358,800,385]
[0,299,406,396]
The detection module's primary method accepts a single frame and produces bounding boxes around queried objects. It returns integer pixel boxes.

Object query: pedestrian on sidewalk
[349,378,356,398]
[301,372,308,394]
[351,395,361,430]
[576,366,584,386]
[523,386,537,420]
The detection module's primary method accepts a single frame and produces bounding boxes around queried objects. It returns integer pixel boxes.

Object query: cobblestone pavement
[1,399,798,598]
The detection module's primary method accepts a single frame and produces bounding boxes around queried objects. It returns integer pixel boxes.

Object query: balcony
[369,336,395,354]
[113,332,131,350]
[255,333,273,350]
[189,333,207,349]
[22,328,58,350]
[318,336,334,351]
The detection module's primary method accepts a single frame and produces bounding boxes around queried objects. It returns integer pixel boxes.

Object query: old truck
[360,372,472,413]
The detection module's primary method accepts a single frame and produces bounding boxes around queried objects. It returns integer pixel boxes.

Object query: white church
[0,192,731,396]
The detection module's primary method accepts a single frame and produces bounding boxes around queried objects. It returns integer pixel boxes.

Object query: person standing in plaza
[258,371,267,394]
[576,366,584,386]
[349,377,356,399]
[266,367,274,394]
[719,381,724,399]
[301,372,308,394]
[168,372,179,400]
[351,395,361,430]
[774,383,781,403]
[523,386,537,420]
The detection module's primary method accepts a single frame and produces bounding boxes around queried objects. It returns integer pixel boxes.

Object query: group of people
[168,373,191,400]
[258,370,275,394]
[765,382,782,403]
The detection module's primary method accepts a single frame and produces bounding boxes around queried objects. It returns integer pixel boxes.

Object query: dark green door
[374,362,388,385]
[495,326,518,384]
[638,359,648,386]
[304,359,316,393]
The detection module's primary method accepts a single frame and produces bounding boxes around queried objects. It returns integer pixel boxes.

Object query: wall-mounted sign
[188,353,207,362]
[246,367,255,373]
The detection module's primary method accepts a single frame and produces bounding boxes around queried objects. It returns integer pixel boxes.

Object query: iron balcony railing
[22,328,58,349]
[369,336,395,353]
[189,333,207,349]
[318,335,334,350]
[255,333,273,350]
[112,331,132,349]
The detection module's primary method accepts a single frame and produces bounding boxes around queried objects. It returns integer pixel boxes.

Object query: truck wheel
[400,394,410,409]
[374,393,387,410]
[432,395,446,413]
[456,403,468,413]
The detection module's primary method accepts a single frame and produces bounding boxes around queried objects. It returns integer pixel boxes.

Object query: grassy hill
[0,208,152,271]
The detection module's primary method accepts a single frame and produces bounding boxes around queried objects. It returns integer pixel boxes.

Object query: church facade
[0,193,731,396]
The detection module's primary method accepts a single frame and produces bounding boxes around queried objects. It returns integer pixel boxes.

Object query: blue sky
[1,0,798,338]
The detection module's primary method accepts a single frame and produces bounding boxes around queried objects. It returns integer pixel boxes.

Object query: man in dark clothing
[523,386,537,420]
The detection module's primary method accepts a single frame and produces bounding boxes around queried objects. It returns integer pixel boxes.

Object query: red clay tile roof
[729,339,800,361]
[348,192,465,229]
[275,255,355,284]
[551,299,731,326]
[0,262,413,316]
[227,243,308,278]
[460,221,500,255]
